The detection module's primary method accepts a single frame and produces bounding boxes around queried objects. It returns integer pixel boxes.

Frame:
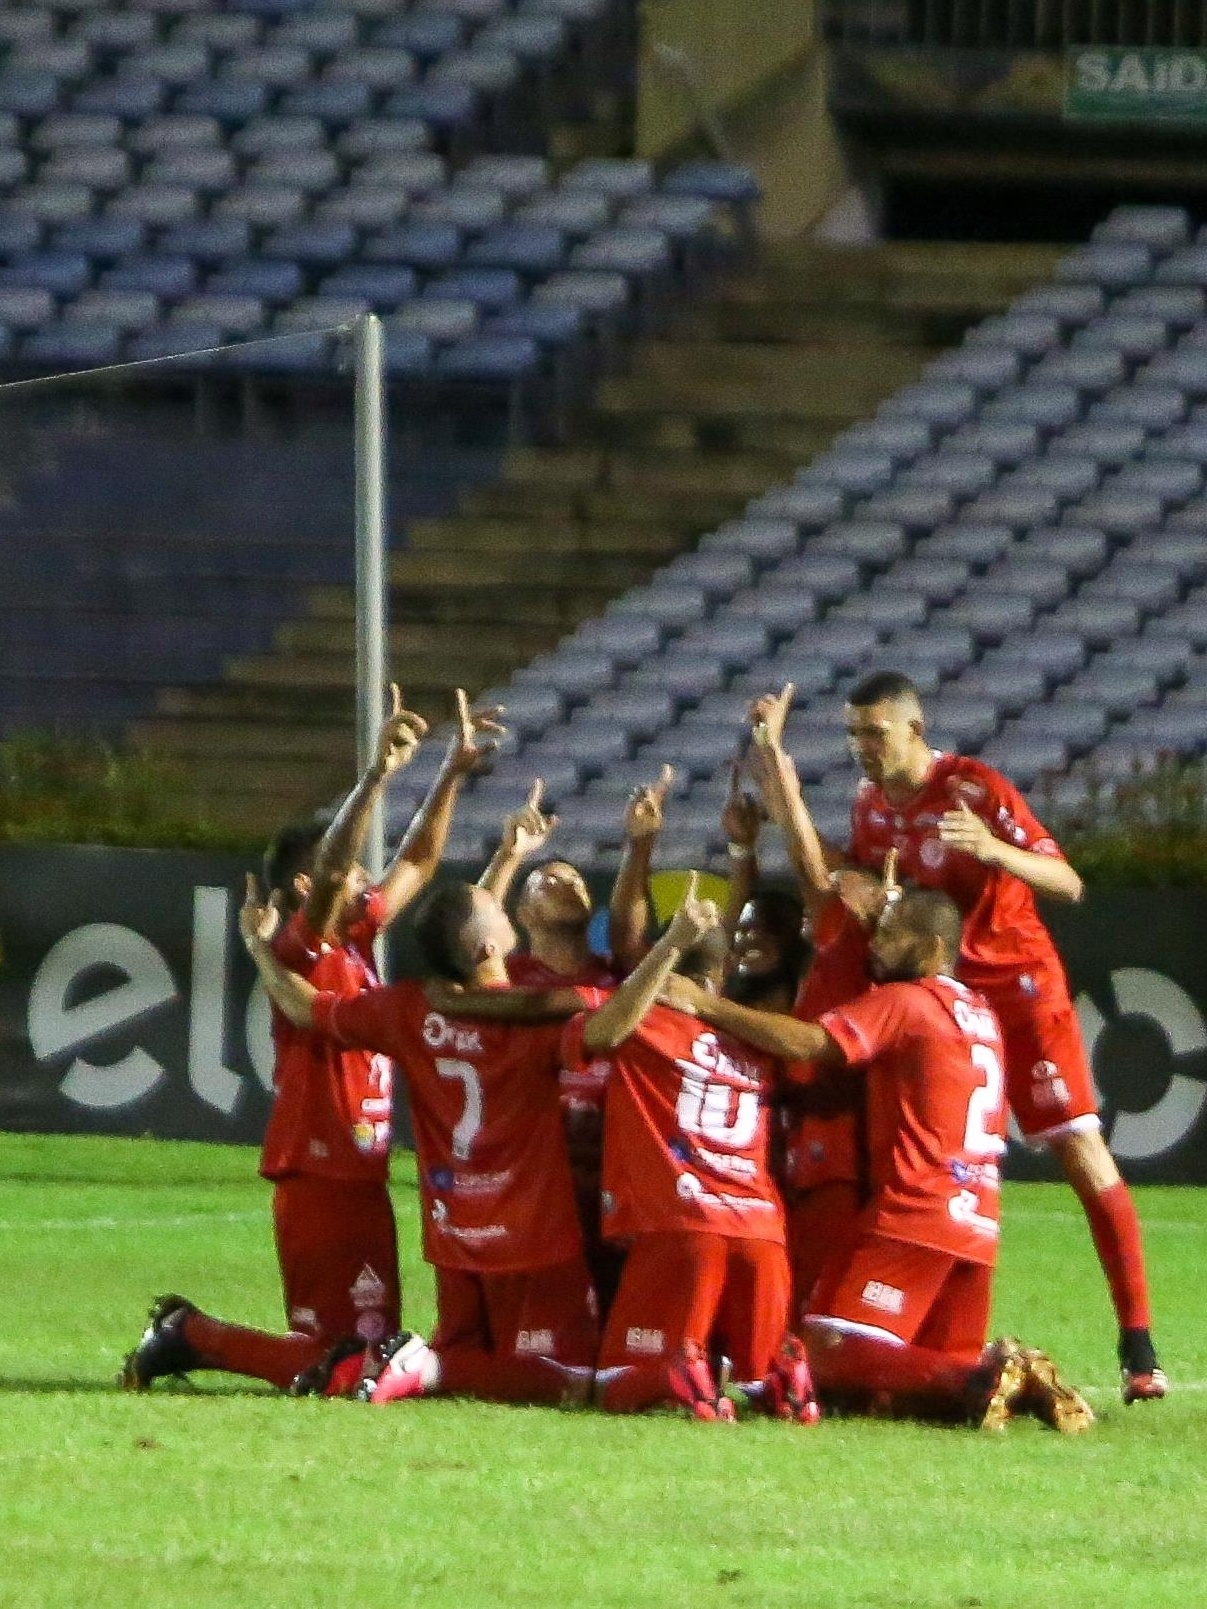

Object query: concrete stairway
[132,240,1063,834]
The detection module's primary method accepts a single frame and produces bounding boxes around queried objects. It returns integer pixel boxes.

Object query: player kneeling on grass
[241,872,723,1407]
[662,885,1094,1433]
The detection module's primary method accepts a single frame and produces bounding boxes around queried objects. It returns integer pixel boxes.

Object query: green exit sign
[1066,47,1207,123]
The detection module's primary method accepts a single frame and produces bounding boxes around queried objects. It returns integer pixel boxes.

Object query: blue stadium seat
[1090,385,1185,429]
[0,216,44,255]
[465,223,566,276]
[261,222,357,266]
[413,184,507,231]
[314,190,408,228]
[965,313,1061,358]
[0,251,91,296]
[1117,284,1205,325]
[171,292,266,334]
[0,285,55,329]
[980,384,1081,431]
[1011,283,1104,325]
[275,295,370,332]
[0,71,62,118]
[42,149,129,191]
[325,46,418,90]
[64,288,160,329]
[915,524,1015,567]
[147,149,237,192]
[1004,456,1099,500]
[372,15,464,60]
[662,161,761,205]
[384,82,478,132]
[158,218,251,260]
[363,222,461,271]
[21,320,122,366]
[532,270,629,317]
[900,451,997,498]
[1053,596,1143,645]
[4,181,94,225]
[943,592,1036,641]
[272,12,359,51]
[177,78,269,120]
[337,118,432,157]
[250,151,340,192]
[747,484,846,529]
[461,155,550,200]
[423,268,522,310]
[103,255,198,298]
[352,152,448,194]
[429,48,519,96]
[946,421,1041,464]
[1056,242,1154,288]
[701,518,797,562]
[207,259,304,303]
[128,113,224,154]
[1073,316,1168,360]
[319,265,418,308]
[175,15,263,50]
[926,345,1020,390]
[804,449,895,495]
[74,76,166,117]
[1094,204,1191,251]
[109,184,202,226]
[381,327,433,376]
[879,380,978,428]
[394,299,479,340]
[216,184,307,228]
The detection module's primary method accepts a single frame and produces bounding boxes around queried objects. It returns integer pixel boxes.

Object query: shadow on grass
[0,1377,278,1397]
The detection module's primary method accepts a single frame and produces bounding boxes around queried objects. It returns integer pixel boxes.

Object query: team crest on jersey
[668,1136,691,1164]
[950,778,985,803]
[919,838,946,869]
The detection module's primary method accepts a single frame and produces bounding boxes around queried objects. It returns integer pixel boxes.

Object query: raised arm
[305,683,428,939]
[421,976,584,1023]
[477,778,558,902]
[937,800,1084,903]
[608,764,675,972]
[719,763,761,939]
[240,876,319,1029]
[659,973,843,1067]
[586,872,719,1052]
[376,689,505,927]
[747,683,833,914]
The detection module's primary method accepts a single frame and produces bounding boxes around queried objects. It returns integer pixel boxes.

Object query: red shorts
[432,1257,599,1369]
[784,1180,864,1328]
[272,1174,400,1345]
[994,992,1099,1144]
[599,1231,789,1384]
[808,1231,991,1358]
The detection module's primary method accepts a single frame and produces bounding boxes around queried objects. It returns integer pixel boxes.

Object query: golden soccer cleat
[1019,1349,1095,1434]
[977,1337,1030,1433]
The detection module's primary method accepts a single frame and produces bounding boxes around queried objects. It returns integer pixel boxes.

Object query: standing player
[664,885,1093,1432]
[835,670,1163,1402]
[121,688,499,1392]
[239,874,721,1407]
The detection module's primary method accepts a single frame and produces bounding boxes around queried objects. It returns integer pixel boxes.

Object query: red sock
[1078,1179,1152,1332]
[436,1345,584,1406]
[182,1314,326,1391]
[804,1323,979,1417]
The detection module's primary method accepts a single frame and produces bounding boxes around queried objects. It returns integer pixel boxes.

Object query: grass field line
[1008,1206,1206,1234]
[0,1209,263,1233]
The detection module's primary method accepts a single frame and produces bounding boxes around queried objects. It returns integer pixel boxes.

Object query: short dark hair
[847,670,923,709]
[745,888,809,979]
[896,885,963,965]
[411,881,478,981]
[263,822,326,906]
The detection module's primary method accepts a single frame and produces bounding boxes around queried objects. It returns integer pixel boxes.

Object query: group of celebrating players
[121,668,1167,1431]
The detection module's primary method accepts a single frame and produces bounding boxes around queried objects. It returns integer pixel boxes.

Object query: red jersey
[564,1005,785,1245]
[507,949,622,1112]
[313,980,589,1274]
[782,896,871,1193]
[819,976,1007,1265]
[848,753,1071,999]
[260,891,391,1184]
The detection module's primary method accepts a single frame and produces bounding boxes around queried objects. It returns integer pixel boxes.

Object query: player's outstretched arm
[306,683,428,938]
[377,689,506,927]
[477,778,558,901]
[586,873,718,1052]
[748,682,834,913]
[608,763,675,972]
[421,977,584,1023]
[660,972,841,1067]
[937,800,1084,902]
[240,875,319,1029]
[719,762,760,938]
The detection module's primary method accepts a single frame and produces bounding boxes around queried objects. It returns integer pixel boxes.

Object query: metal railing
[823,0,1207,47]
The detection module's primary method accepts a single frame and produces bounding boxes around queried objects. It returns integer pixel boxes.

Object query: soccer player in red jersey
[839,669,1164,1403]
[664,886,1094,1432]
[240,873,722,1407]
[121,688,500,1392]
[573,924,803,1423]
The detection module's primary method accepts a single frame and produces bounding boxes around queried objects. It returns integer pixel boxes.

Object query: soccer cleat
[1019,1349,1095,1434]
[974,1336,1030,1432]
[1121,1367,1168,1405]
[120,1294,202,1391]
[366,1332,435,1405]
[666,1341,737,1422]
[288,1336,370,1399]
[1119,1328,1167,1405]
[760,1335,822,1425]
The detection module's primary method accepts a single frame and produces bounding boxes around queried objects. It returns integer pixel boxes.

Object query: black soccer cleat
[120,1294,202,1391]
[288,1336,369,1399]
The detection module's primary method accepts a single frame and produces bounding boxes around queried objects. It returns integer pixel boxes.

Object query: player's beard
[726,965,799,1008]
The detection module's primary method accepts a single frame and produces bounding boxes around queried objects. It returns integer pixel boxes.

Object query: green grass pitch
[1,1131,1205,1609]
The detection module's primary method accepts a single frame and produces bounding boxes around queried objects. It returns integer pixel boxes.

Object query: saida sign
[1066,46,1207,123]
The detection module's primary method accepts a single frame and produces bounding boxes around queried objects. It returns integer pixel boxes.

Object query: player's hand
[937,800,999,864]
[666,871,720,949]
[239,873,280,953]
[502,778,558,858]
[659,973,707,1016]
[721,762,763,849]
[445,688,506,776]
[624,764,675,841]
[373,683,429,776]
[749,682,795,750]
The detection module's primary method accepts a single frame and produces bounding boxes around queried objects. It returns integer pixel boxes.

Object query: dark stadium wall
[2,845,1206,1183]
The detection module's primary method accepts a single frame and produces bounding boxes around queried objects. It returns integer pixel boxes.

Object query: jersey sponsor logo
[948,1187,1000,1238]
[625,1327,665,1357]
[860,1279,905,1316]
[436,1220,509,1244]
[429,1167,455,1192]
[1029,1059,1071,1111]
[675,1168,778,1216]
[693,1142,758,1181]
[352,1119,386,1154]
[421,1012,483,1056]
[450,1168,513,1196]
[515,1329,555,1356]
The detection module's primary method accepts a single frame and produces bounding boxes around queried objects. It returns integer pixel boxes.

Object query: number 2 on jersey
[965,1042,1006,1157]
[435,1057,484,1162]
